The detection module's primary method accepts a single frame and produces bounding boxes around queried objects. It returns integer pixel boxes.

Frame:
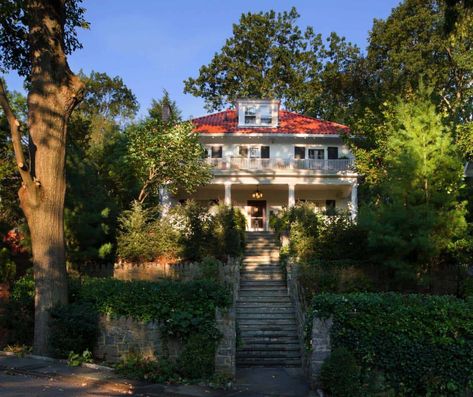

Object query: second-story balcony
[206,157,355,174]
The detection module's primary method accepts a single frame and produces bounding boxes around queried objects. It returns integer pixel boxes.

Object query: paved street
[0,354,314,397]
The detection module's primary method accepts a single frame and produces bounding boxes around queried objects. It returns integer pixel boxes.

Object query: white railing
[206,157,354,172]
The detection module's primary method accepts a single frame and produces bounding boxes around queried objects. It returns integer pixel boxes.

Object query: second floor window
[244,106,257,124]
[210,146,222,158]
[239,145,270,159]
[294,146,305,159]
[308,148,324,160]
[327,147,339,159]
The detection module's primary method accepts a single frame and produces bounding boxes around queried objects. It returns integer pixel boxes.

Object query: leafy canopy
[184,7,361,122]
[0,0,89,76]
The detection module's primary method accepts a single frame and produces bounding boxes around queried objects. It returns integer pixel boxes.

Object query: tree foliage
[127,118,211,204]
[184,7,362,122]
[359,89,467,286]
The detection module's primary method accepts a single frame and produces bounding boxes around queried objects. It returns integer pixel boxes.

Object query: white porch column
[288,183,296,207]
[159,186,172,215]
[350,181,358,220]
[224,183,232,206]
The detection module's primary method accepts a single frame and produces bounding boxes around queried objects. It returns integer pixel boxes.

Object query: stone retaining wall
[308,317,333,388]
[93,258,240,377]
[286,261,333,389]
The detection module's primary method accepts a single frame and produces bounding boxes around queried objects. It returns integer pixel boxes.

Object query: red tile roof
[191,109,349,135]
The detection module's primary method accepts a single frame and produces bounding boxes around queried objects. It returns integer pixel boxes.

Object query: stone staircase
[236,231,301,367]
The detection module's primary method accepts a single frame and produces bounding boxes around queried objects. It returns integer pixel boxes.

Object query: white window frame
[238,100,279,127]
[308,147,326,160]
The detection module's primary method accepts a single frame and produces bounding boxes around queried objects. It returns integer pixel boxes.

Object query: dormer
[236,99,279,128]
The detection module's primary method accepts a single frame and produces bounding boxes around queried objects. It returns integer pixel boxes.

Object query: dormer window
[260,104,272,125]
[244,106,257,124]
[237,99,279,127]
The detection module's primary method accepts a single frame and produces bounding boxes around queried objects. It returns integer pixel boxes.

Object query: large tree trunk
[0,0,84,355]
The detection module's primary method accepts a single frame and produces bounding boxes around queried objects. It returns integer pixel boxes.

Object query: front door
[247,200,266,231]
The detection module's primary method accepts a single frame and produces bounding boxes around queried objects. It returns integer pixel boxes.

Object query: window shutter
[261,146,270,158]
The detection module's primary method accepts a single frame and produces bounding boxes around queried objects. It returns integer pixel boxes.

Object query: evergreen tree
[360,88,467,288]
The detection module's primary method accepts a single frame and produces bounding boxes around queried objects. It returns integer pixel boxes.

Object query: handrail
[206,157,354,172]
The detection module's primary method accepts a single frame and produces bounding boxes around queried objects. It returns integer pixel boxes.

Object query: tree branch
[0,79,36,190]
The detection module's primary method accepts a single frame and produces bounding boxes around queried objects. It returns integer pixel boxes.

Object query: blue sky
[4,0,401,119]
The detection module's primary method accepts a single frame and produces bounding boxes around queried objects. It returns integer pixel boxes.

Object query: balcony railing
[206,157,354,172]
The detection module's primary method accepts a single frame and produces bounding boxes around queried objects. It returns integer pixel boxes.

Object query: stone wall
[308,317,333,388]
[79,260,203,281]
[94,315,163,363]
[93,257,240,377]
[215,307,236,377]
[286,260,333,389]
[286,262,308,368]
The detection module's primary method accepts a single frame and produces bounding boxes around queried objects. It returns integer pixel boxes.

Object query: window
[244,106,257,124]
[260,105,272,125]
[239,145,249,157]
[249,147,260,158]
[211,146,222,158]
[294,146,306,159]
[308,148,324,160]
[238,100,279,127]
[327,147,339,160]
[261,146,270,159]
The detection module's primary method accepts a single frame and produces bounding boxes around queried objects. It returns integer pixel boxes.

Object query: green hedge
[3,275,232,380]
[308,293,473,396]
[70,277,231,338]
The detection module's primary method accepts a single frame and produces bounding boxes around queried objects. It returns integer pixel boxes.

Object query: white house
[176,99,359,231]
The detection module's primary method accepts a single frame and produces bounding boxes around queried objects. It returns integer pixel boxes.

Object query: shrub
[116,201,159,262]
[0,272,34,345]
[117,201,181,262]
[199,256,221,282]
[49,302,99,358]
[212,205,245,258]
[308,293,473,396]
[115,353,176,383]
[0,247,16,284]
[176,200,213,261]
[320,347,362,397]
[176,333,216,379]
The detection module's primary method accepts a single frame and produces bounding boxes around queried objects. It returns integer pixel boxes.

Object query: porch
[177,181,358,231]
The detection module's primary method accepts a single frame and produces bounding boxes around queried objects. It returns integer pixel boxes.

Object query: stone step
[239,329,299,337]
[238,325,298,332]
[237,312,296,320]
[240,285,287,291]
[245,247,279,252]
[238,296,292,303]
[238,343,301,352]
[242,265,282,271]
[243,254,279,263]
[237,307,294,314]
[242,270,282,275]
[240,335,300,344]
[238,317,296,325]
[236,302,294,309]
[236,357,301,368]
[237,354,301,362]
[239,291,288,298]
[240,275,285,281]
[240,279,286,284]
